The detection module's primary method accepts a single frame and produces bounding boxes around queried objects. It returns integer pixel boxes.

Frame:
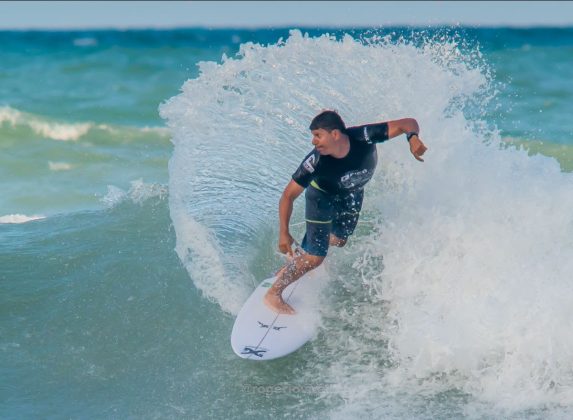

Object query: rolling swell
[0,194,226,418]
[0,107,171,216]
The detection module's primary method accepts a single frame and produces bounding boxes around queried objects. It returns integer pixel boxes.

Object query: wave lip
[101,179,168,209]
[29,120,92,142]
[0,214,45,224]
[0,106,91,141]
[0,106,170,142]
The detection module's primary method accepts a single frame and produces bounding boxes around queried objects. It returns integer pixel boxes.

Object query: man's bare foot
[263,290,296,315]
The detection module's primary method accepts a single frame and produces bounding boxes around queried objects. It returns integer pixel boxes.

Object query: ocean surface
[2,26,573,419]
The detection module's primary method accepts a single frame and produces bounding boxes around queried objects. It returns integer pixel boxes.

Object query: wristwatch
[406,132,419,142]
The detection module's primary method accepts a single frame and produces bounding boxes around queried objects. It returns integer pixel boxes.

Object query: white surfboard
[231,265,326,361]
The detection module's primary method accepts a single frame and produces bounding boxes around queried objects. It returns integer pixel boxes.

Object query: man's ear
[332,129,341,140]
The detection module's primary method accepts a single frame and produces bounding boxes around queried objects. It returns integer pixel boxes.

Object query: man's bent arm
[386,118,420,139]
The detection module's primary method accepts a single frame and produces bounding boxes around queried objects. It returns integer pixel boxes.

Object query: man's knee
[303,254,325,269]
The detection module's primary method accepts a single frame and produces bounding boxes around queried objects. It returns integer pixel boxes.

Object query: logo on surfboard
[241,346,268,358]
[258,321,287,331]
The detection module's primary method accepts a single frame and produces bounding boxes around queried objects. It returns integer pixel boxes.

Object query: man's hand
[278,231,295,258]
[409,135,427,162]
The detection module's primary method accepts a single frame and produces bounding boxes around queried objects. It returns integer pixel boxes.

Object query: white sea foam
[101,185,127,208]
[160,30,573,416]
[361,135,573,411]
[0,106,20,126]
[73,37,98,47]
[0,214,45,224]
[0,106,91,141]
[141,126,171,136]
[28,120,92,141]
[48,161,74,171]
[101,179,168,208]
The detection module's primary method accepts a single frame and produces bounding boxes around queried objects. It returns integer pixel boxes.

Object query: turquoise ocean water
[2,27,573,419]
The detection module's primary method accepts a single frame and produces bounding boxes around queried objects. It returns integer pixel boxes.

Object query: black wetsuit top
[292,122,390,194]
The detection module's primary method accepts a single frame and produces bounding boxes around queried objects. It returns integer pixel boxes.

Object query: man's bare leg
[264,253,325,314]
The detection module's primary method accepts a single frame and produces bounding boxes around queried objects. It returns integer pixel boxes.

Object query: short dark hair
[309,110,346,134]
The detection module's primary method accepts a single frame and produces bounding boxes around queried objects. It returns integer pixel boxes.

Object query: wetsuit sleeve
[292,149,320,188]
[346,122,389,144]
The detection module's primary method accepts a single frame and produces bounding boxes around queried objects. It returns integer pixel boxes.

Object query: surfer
[264,110,427,314]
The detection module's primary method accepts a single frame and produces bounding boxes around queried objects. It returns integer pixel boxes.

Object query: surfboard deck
[231,265,326,361]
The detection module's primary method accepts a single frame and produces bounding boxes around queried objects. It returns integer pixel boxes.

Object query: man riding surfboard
[264,110,427,314]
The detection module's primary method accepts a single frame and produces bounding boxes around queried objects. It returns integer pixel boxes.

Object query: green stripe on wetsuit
[310,180,327,193]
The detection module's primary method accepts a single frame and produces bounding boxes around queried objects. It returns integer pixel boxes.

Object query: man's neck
[330,134,350,159]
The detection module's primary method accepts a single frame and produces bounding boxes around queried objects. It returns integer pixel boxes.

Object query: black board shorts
[300,181,364,257]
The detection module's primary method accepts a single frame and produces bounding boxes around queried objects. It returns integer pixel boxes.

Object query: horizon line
[1,23,573,32]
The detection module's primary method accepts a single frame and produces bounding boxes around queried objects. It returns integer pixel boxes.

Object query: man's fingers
[412,144,427,162]
[280,244,293,257]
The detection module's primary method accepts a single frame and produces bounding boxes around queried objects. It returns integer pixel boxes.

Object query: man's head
[309,110,347,155]
[309,110,346,133]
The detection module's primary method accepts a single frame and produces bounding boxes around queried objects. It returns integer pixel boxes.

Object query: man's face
[311,128,337,155]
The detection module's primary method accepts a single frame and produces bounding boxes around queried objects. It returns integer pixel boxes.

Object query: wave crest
[160,29,573,415]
